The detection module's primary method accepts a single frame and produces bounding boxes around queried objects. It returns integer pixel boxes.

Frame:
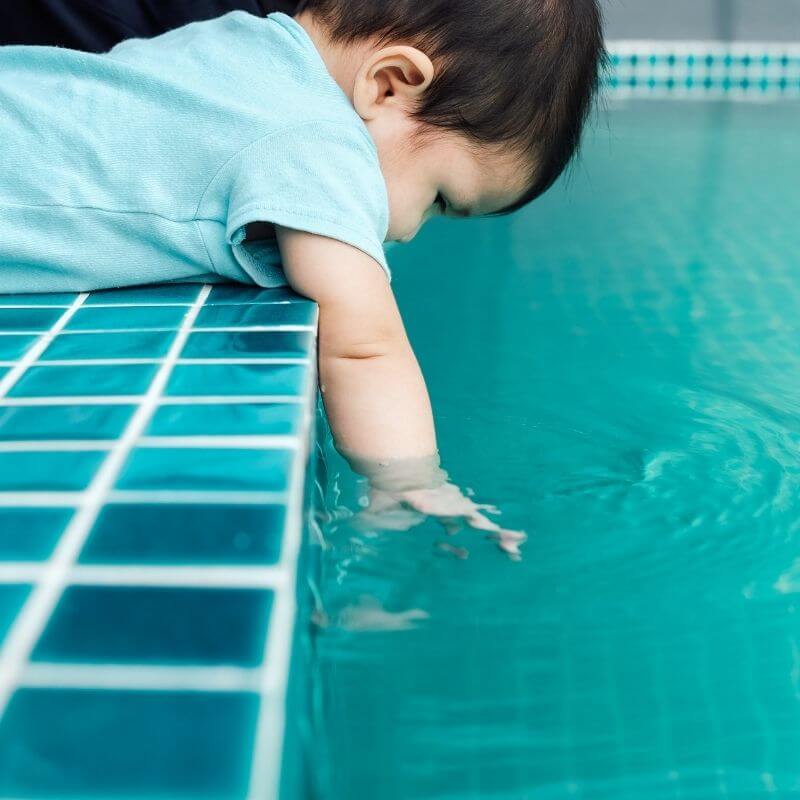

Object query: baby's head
[296,0,605,243]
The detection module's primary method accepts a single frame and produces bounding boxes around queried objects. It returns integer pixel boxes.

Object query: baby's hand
[369,483,527,561]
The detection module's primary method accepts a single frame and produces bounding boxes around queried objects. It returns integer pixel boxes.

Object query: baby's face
[369,119,531,243]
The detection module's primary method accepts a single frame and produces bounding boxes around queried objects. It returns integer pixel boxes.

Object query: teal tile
[0,308,63,331]
[0,451,105,490]
[0,689,258,798]
[0,335,38,360]
[0,294,76,306]
[116,447,293,491]
[0,405,134,440]
[81,504,284,565]
[65,305,189,330]
[181,331,313,358]
[33,586,272,666]
[9,364,158,396]
[166,363,309,396]
[0,509,72,561]
[0,584,31,638]
[207,284,303,304]
[42,331,174,360]
[147,402,300,436]
[85,284,202,305]
[195,303,316,328]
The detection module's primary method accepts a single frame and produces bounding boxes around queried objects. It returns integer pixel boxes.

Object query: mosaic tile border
[0,284,319,800]
[605,40,800,100]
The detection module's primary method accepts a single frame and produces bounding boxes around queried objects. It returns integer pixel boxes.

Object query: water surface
[314,100,800,800]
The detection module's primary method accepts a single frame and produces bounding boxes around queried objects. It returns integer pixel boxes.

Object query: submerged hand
[368,482,527,561]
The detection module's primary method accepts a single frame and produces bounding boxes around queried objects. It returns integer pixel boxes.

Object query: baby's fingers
[487,529,528,561]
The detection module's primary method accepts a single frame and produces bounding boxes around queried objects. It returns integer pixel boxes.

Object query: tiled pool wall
[0,283,319,799]
[605,41,800,99]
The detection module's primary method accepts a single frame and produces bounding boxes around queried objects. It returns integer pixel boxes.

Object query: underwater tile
[147,402,300,437]
[0,688,258,798]
[0,405,134,440]
[0,308,64,331]
[116,447,293,492]
[0,451,106,491]
[85,284,202,305]
[166,363,309,397]
[0,584,31,639]
[0,293,76,306]
[207,284,303,304]
[9,364,158,397]
[195,302,316,328]
[0,508,73,561]
[42,331,175,360]
[181,331,313,359]
[0,335,38,360]
[33,585,272,666]
[65,305,189,331]
[81,504,284,565]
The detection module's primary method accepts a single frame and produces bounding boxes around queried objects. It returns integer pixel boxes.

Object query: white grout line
[0,285,248,718]
[14,357,310,367]
[0,563,288,588]
[0,441,114,452]
[69,564,289,589]
[0,395,305,407]
[107,490,289,505]
[137,436,298,449]
[37,325,314,334]
[0,295,88,398]
[247,351,317,799]
[20,663,260,692]
[0,437,298,452]
[606,39,800,56]
[0,489,291,506]
[0,492,83,507]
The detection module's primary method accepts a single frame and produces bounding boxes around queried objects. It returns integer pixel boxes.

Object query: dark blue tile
[147,403,300,436]
[85,284,202,305]
[0,294,76,306]
[42,331,175,360]
[33,585,272,666]
[0,405,134,440]
[66,306,189,331]
[166,363,309,397]
[0,689,258,798]
[0,584,31,638]
[0,335,38,360]
[0,509,72,561]
[116,447,293,491]
[81,504,284,565]
[9,364,158,397]
[181,331,313,359]
[0,308,63,332]
[207,285,303,304]
[0,451,105,490]
[195,303,316,328]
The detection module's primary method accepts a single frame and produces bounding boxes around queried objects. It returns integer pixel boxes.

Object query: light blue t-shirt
[0,12,390,293]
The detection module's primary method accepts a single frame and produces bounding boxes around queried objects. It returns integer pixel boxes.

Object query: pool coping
[0,284,319,800]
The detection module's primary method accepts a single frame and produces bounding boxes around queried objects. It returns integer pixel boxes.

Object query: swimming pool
[314,97,800,798]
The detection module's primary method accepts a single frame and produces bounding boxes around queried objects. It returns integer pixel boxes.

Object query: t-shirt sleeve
[224,120,391,283]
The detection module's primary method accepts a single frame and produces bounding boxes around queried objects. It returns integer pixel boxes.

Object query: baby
[0,0,605,554]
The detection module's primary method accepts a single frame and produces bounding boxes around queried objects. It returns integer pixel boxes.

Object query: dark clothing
[0,0,299,51]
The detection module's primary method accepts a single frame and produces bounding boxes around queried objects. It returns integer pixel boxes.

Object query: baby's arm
[276,226,527,557]
[276,226,437,462]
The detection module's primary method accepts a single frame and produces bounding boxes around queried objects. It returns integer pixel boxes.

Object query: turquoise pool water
[315,99,800,799]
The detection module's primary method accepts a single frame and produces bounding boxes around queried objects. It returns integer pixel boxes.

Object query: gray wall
[602,0,800,41]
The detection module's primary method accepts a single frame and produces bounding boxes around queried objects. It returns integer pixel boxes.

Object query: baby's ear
[353,45,434,120]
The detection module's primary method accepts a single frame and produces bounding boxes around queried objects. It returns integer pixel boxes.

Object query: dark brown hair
[297,0,607,212]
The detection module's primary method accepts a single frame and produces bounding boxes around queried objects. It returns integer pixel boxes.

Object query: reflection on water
[312,100,800,799]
